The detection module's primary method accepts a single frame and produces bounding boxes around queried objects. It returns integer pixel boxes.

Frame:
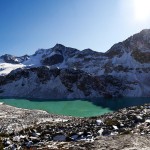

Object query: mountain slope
[0,67,128,98]
[0,29,149,98]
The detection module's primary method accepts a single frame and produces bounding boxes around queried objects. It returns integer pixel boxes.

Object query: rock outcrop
[0,67,128,98]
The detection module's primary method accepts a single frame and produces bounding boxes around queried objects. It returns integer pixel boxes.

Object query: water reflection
[91,97,150,110]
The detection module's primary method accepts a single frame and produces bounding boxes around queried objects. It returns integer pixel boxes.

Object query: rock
[86,135,94,142]
[97,128,104,136]
[70,134,78,141]
[53,134,66,142]
[29,137,40,144]
[78,132,84,135]
[134,115,144,123]
[96,120,103,126]
[3,138,11,147]
[110,132,118,136]
[102,129,111,136]
[43,134,51,140]
[20,135,26,139]
[42,54,64,66]
[120,123,124,127]
[26,141,33,148]
[13,136,20,142]
[77,135,87,141]
[113,125,118,130]
[145,119,150,123]
[32,132,40,137]
[7,144,17,150]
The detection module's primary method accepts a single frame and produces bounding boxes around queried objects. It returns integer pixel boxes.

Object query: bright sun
[133,0,150,22]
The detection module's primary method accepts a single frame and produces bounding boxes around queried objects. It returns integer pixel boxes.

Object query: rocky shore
[0,103,150,150]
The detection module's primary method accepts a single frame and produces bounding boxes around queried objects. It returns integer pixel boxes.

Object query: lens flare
[133,0,150,22]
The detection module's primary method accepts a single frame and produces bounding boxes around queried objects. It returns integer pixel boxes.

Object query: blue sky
[0,0,150,56]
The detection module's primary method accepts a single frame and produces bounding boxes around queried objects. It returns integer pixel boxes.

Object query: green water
[0,98,150,117]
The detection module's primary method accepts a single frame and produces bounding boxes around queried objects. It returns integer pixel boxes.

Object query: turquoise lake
[0,98,150,117]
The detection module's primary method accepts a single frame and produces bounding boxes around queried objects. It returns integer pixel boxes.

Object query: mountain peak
[52,43,66,50]
[139,29,150,34]
[130,29,150,42]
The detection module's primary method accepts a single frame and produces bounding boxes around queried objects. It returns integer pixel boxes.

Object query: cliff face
[0,67,127,98]
[0,29,150,98]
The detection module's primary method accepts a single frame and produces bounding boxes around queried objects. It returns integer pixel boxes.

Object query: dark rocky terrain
[0,103,150,149]
[0,67,128,98]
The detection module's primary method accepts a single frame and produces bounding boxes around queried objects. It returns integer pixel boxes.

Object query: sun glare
[133,0,150,22]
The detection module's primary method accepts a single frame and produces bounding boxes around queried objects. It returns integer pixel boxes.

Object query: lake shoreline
[0,103,150,149]
[0,97,150,117]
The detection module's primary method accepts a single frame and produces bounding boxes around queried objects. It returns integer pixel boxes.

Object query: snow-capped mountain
[0,54,29,64]
[0,29,149,98]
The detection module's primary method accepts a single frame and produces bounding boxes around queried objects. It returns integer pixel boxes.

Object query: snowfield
[0,63,25,76]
